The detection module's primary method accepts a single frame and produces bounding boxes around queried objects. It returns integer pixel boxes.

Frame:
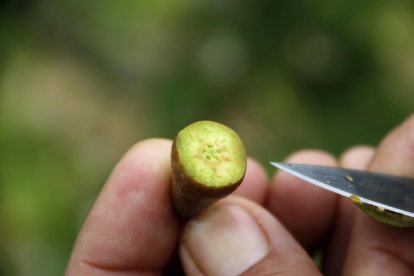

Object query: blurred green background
[1,1,414,275]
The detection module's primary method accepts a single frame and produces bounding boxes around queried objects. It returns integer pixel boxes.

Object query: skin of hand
[66,114,414,276]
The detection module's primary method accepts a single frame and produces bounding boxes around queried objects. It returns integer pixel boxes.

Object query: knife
[271,162,414,218]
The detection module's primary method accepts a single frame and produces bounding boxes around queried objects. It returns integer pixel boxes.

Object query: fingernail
[182,205,270,276]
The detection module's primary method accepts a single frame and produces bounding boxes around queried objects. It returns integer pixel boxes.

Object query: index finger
[266,150,338,251]
[344,114,414,275]
[66,139,180,275]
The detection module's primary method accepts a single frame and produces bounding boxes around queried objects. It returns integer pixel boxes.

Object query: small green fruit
[351,195,414,228]
[171,120,247,218]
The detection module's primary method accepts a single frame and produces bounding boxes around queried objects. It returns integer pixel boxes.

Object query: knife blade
[271,162,414,218]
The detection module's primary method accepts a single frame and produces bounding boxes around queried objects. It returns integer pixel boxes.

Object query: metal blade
[271,162,414,218]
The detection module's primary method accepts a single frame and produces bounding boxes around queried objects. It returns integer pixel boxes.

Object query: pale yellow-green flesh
[176,121,246,187]
[351,195,414,228]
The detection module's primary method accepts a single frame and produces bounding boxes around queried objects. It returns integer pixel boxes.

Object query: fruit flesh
[175,121,246,187]
[351,195,414,228]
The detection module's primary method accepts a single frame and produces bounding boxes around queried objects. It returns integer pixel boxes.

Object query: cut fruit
[171,120,247,217]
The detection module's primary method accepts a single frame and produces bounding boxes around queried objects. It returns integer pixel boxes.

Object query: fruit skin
[170,120,246,218]
[351,195,414,228]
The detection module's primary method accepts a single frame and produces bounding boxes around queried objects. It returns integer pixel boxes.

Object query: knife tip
[270,162,287,169]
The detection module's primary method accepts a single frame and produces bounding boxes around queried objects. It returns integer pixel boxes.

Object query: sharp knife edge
[271,162,414,218]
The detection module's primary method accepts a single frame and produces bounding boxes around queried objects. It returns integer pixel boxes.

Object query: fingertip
[339,145,375,169]
[233,158,269,204]
[370,113,414,177]
[67,138,179,275]
[283,149,338,166]
[119,138,172,171]
[108,138,173,197]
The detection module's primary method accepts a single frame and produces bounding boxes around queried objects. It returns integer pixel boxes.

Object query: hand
[66,114,414,275]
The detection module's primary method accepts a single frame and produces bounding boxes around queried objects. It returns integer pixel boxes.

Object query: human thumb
[179,196,321,276]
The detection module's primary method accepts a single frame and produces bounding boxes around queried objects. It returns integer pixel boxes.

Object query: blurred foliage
[1,0,414,275]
